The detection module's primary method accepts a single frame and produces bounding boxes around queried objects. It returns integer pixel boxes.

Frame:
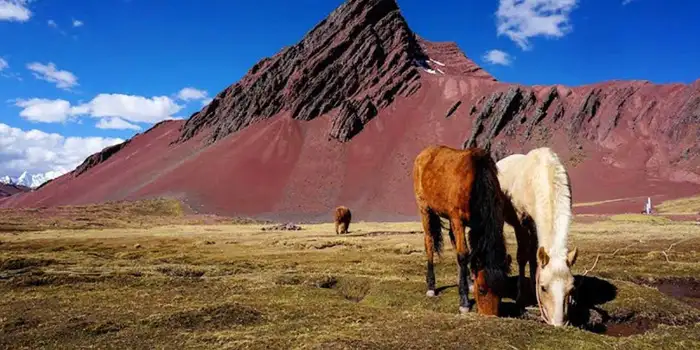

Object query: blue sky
[1,0,699,182]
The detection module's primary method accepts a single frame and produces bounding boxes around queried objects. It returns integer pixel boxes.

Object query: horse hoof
[426,290,436,297]
[459,306,469,314]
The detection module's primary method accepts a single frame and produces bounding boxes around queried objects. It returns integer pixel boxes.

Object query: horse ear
[537,247,550,267]
[567,247,578,267]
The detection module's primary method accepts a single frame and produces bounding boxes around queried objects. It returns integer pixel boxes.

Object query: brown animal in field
[334,206,352,234]
[413,145,510,316]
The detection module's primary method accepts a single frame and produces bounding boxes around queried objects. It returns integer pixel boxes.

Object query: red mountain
[2,0,699,220]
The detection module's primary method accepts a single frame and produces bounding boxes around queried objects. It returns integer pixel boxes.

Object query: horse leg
[513,222,530,307]
[421,210,439,297]
[448,222,457,251]
[451,217,472,313]
[447,222,471,293]
[528,234,538,296]
[335,222,340,235]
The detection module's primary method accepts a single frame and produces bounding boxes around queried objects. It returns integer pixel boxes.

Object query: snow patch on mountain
[0,170,62,188]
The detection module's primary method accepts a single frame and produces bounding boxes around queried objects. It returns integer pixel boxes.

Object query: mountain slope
[2,0,699,220]
[0,183,30,197]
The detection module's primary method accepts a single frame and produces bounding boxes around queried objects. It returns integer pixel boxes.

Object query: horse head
[536,246,578,326]
[472,254,512,316]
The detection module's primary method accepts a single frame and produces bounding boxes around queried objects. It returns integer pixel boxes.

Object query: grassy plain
[1,199,699,349]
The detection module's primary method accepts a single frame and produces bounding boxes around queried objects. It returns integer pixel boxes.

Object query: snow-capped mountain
[0,171,61,189]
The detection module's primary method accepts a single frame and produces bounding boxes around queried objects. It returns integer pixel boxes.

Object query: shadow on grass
[497,275,618,331]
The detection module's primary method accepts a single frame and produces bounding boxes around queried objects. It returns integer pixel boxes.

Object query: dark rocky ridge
[0,183,30,197]
[74,141,132,177]
[177,0,433,144]
[460,79,700,167]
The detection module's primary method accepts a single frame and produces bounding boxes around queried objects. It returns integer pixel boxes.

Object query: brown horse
[413,145,511,315]
[334,206,352,234]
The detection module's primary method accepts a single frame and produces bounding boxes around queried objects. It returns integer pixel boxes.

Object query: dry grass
[1,207,700,349]
[608,213,674,224]
[656,196,700,215]
[0,198,261,232]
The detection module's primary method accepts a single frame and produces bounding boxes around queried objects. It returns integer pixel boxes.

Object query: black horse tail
[468,149,510,295]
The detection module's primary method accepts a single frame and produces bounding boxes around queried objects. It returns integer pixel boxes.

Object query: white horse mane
[496,148,572,261]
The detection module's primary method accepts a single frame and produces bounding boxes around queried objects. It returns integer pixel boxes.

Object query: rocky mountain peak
[177,0,430,144]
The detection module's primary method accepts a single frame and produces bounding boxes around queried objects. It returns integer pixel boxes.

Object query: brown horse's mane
[466,150,511,294]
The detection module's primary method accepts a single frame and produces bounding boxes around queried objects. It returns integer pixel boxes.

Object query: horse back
[413,145,485,217]
[335,206,351,222]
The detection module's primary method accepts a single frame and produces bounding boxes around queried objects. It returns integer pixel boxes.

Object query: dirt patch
[275,239,361,250]
[357,231,421,237]
[144,302,263,330]
[604,318,658,337]
[653,278,700,309]
[572,308,665,337]
[262,223,303,231]
[564,276,700,338]
[629,277,700,310]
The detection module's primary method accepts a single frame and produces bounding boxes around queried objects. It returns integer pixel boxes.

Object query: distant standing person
[644,197,652,215]
[334,206,352,234]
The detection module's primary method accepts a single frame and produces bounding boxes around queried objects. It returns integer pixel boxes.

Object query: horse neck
[531,151,571,260]
[499,150,572,259]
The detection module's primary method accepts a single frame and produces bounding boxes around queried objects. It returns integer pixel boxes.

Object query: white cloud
[177,87,209,101]
[80,94,184,123]
[201,98,213,106]
[14,94,184,125]
[0,122,124,182]
[47,19,56,28]
[622,0,635,4]
[72,19,83,27]
[0,0,31,22]
[15,98,81,123]
[0,57,20,80]
[496,0,579,50]
[96,117,142,131]
[483,49,513,66]
[26,62,79,90]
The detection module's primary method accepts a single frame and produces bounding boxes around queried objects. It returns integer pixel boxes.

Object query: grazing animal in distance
[334,206,352,234]
[496,147,579,327]
[413,145,511,315]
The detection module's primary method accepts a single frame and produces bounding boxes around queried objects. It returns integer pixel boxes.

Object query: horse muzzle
[535,268,572,327]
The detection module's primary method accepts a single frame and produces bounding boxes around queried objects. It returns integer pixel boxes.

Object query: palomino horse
[413,145,511,315]
[496,147,579,326]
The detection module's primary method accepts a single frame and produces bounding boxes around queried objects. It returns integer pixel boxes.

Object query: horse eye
[478,288,488,296]
[540,286,547,293]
